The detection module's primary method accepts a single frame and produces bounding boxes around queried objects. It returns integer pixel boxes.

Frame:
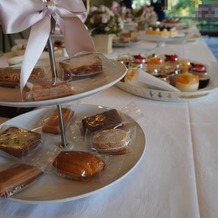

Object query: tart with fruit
[178,59,191,73]
[190,62,209,89]
[164,54,179,63]
[146,56,164,74]
[131,54,147,67]
[190,62,207,72]
[146,25,178,37]
[164,54,180,73]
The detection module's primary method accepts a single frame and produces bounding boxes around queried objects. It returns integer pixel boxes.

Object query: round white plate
[0,104,146,203]
[0,56,127,107]
[116,62,218,102]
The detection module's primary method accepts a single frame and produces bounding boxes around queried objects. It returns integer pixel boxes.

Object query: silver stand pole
[47,16,68,147]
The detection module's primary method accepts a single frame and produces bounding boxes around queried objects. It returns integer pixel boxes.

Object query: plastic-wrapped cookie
[42,108,74,134]
[82,109,123,132]
[92,129,130,154]
[0,127,41,158]
[0,163,43,197]
[52,151,105,181]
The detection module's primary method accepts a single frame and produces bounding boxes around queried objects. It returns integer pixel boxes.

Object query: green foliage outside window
[167,0,200,17]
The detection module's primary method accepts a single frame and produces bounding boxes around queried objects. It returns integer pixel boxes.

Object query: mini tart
[189,63,209,89]
[147,57,163,65]
[190,62,207,72]
[92,129,130,154]
[175,72,199,92]
[146,57,163,74]
[191,71,210,89]
[131,54,147,65]
[164,54,179,63]
[178,59,191,73]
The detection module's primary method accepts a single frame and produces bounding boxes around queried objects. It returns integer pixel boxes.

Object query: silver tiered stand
[47,18,68,147]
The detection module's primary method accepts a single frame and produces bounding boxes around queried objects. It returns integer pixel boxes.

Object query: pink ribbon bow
[0,0,95,91]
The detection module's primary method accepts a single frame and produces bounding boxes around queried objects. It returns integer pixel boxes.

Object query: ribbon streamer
[0,0,95,91]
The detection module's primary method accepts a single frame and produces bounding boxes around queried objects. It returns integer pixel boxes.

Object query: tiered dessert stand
[0,12,146,204]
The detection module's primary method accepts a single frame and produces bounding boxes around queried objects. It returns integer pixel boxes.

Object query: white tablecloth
[0,26,218,218]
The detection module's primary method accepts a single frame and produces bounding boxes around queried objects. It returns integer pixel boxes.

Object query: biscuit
[92,129,130,154]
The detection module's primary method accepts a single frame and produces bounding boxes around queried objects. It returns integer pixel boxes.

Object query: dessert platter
[0,104,146,203]
[115,53,218,102]
[136,24,186,46]
[137,32,186,44]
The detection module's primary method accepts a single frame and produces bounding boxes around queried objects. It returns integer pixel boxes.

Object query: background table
[0,25,218,218]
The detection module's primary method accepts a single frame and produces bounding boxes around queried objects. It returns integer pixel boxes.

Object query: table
[0,26,218,218]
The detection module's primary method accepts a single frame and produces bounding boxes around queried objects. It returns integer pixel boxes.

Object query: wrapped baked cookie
[0,163,43,197]
[59,52,103,81]
[42,107,74,135]
[23,80,74,101]
[0,65,46,88]
[92,128,130,154]
[81,108,137,155]
[52,150,105,181]
[0,126,42,158]
[82,109,123,133]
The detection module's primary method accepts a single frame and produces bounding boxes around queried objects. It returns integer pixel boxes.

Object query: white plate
[116,62,218,102]
[0,104,146,203]
[0,57,127,107]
